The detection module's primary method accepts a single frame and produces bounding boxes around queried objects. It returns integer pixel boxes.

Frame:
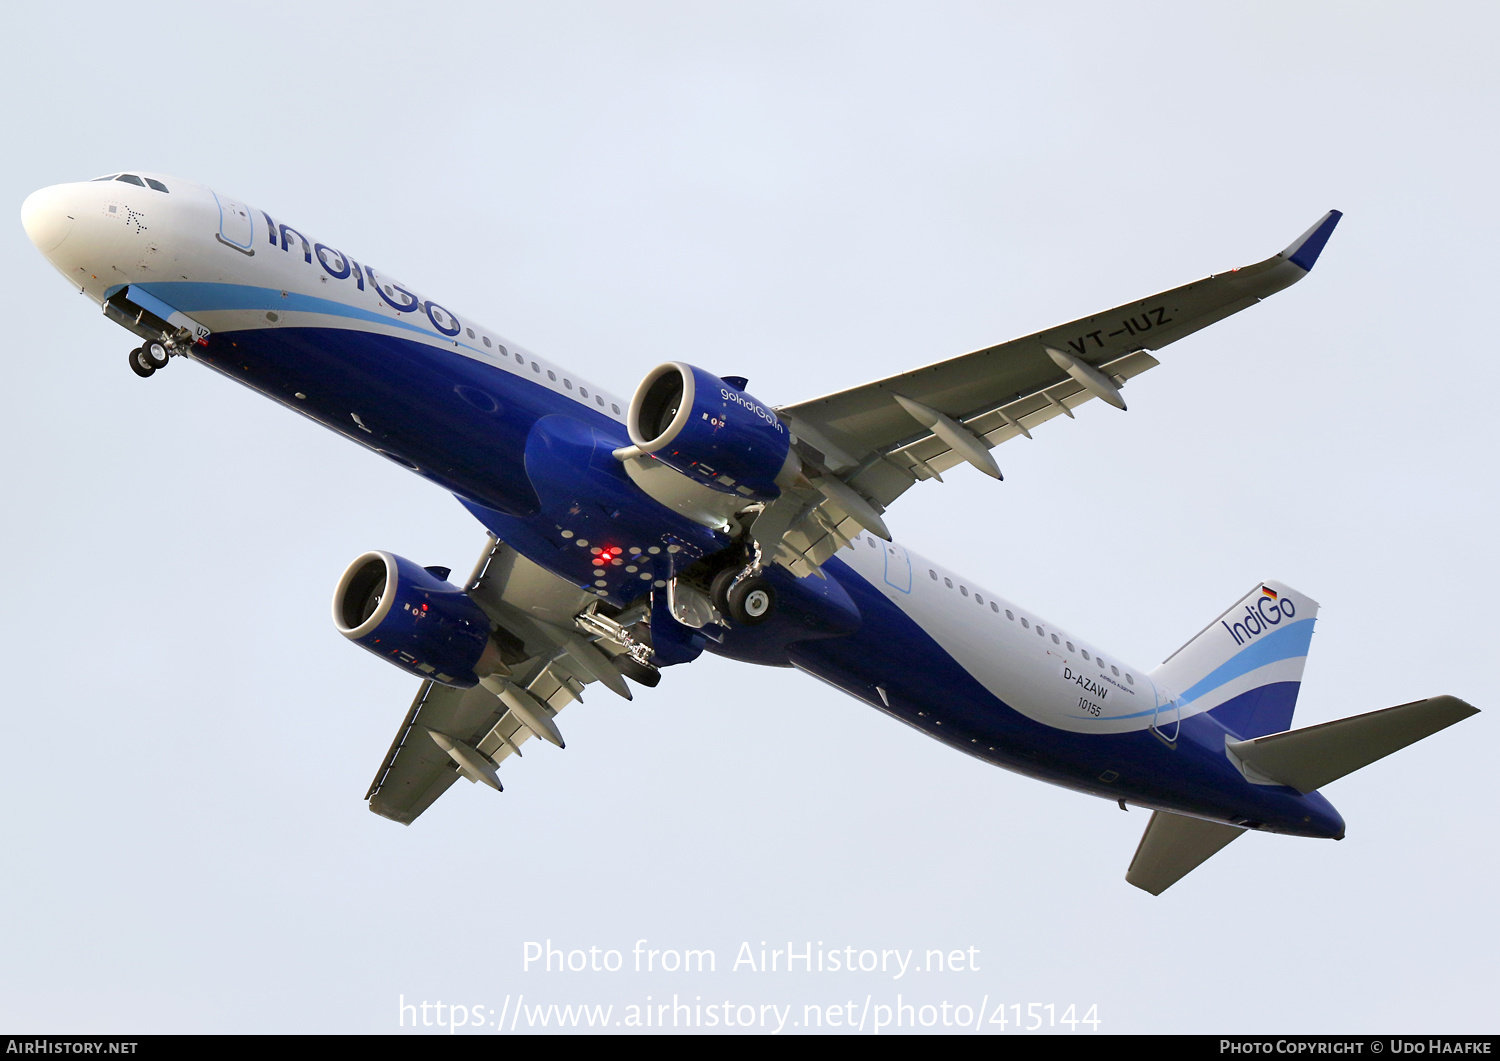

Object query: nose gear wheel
[140,339,169,369]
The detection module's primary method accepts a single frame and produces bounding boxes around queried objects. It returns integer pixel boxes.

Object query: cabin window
[990,602,998,613]
[1005,609,1014,620]
[867,538,876,548]
[465,328,475,339]
[1126,674,1135,685]
[959,586,968,597]
[1082,649,1091,660]
[564,378,573,390]
[974,593,983,604]
[1037,626,1046,637]
[515,352,524,364]
[1021,618,1030,629]
[580,387,589,398]
[532,362,541,373]
[1098,657,1106,670]
[482,336,491,348]
[1066,641,1075,652]
[547,369,557,381]
[943,577,953,589]
[1052,634,1060,645]
[115,174,145,187]
[596,395,605,406]
[611,404,621,414]
[144,178,169,193]
[1111,665,1120,677]
[929,570,938,580]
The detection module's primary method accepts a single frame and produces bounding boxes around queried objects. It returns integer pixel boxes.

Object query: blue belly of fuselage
[189,322,1343,839]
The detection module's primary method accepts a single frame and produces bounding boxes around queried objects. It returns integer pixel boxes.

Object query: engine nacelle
[332,551,499,688]
[627,362,800,502]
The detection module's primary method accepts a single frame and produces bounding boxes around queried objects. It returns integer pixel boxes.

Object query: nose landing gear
[127,338,173,378]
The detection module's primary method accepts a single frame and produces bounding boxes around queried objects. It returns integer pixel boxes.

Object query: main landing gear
[710,564,777,626]
[128,339,170,378]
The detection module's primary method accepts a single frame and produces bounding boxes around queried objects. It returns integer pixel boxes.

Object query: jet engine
[332,551,502,687]
[627,362,801,502]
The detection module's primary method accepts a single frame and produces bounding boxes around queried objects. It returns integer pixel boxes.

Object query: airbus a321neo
[22,172,1477,893]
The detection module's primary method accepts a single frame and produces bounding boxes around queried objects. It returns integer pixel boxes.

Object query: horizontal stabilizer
[1126,810,1245,895]
[1226,695,1478,794]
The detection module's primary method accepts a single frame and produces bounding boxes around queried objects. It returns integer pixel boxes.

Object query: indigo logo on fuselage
[247,208,473,345]
[1221,592,1297,646]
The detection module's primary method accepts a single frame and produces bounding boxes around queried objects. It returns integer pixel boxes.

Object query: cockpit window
[91,174,119,182]
[115,174,145,187]
[144,178,169,193]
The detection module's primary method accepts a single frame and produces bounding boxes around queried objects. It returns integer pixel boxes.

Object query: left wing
[758,212,1341,577]
[366,535,652,824]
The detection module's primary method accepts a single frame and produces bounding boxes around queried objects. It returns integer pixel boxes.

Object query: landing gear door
[883,541,912,594]
[212,190,255,255]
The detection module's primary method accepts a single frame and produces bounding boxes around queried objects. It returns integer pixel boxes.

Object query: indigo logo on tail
[1221,587,1297,646]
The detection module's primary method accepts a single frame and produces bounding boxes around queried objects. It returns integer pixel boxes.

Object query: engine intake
[333,551,499,687]
[627,362,799,501]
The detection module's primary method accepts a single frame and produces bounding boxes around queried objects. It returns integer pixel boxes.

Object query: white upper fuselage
[20,172,1310,745]
[21,172,634,423]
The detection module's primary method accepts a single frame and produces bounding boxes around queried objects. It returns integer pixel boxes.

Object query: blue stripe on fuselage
[116,281,440,341]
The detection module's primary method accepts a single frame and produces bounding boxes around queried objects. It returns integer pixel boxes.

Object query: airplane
[21,171,1478,894]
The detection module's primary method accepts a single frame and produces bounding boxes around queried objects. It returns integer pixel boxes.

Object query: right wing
[759,212,1342,578]
[365,535,651,824]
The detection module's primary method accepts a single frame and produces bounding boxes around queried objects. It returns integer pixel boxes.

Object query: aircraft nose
[21,184,77,255]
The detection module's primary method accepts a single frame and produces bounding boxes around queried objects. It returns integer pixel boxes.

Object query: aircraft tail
[1128,695,1478,894]
[1150,580,1318,739]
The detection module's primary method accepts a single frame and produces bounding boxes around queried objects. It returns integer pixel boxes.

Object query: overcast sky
[2,1,1494,1035]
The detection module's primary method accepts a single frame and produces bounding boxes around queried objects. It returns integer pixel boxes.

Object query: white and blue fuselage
[21,171,1348,843]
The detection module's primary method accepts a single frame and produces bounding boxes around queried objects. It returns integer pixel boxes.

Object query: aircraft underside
[185,320,1349,839]
[23,172,1475,892]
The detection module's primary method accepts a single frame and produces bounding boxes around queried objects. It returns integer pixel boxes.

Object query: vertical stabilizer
[1151,581,1318,739]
